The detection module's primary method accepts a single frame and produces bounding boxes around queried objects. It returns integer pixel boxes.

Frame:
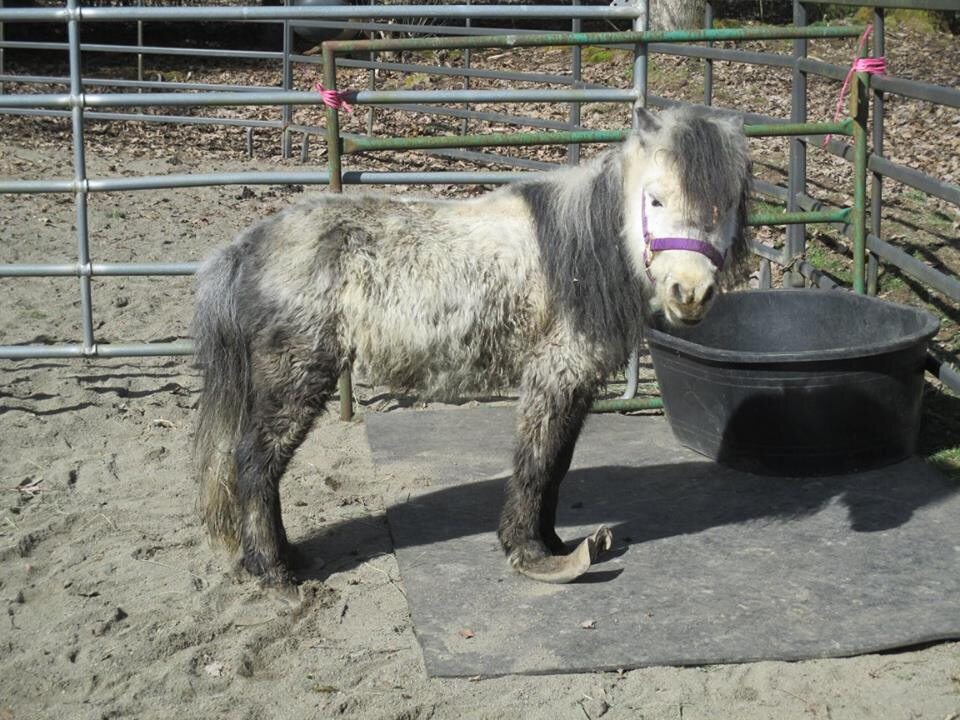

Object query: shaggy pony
[193,105,751,585]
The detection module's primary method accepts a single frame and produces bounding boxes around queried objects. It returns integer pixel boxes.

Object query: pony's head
[622,106,751,327]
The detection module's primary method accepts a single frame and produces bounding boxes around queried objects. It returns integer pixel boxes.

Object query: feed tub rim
[645,289,940,365]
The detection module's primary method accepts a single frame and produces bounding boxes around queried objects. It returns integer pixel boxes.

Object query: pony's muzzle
[670,279,716,307]
[662,276,718,326]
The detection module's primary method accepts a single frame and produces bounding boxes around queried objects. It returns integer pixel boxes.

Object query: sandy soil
[3,136,960,720]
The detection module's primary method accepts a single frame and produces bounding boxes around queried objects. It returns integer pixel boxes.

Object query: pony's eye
[650,197,663,208]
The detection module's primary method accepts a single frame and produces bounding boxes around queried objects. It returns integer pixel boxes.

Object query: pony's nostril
[670,282,683,303]
[701,284,717,305]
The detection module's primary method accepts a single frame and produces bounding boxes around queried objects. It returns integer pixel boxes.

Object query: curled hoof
[267,578,302,607]
[514,526,613,584]
[238,548,299,589]
[258,564,298,590]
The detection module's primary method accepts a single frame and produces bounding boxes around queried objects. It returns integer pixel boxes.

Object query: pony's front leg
[498,362,608,583]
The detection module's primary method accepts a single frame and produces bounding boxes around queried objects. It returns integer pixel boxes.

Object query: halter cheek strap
[641,191,725,282]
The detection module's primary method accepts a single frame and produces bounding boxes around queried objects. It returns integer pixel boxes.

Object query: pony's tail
[192,245,249,552]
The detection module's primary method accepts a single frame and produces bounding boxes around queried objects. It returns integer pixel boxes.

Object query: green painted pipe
[326,26,867,55]
[344,128,628,154]
[747,208,850,226]
[322,45,355,422]
[743,119,852,137]
[344,120,853,155]
[592,397,664,413]
[323,46,342,193]
[851,48,870,295]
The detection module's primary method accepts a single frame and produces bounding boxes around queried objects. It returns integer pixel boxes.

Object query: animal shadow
[293,456,958,583]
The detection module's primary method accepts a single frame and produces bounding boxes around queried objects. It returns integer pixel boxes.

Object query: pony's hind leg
[498,353,603,582]
[235,328,340,586]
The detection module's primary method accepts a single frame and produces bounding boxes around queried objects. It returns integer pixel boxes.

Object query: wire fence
[0,1,957,394]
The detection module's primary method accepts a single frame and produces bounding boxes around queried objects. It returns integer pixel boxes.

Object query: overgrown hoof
[258,563,298,590]
[541,529,568,555]
[240,547,299,588]
[262,572,302,607]
[513,526,613,584]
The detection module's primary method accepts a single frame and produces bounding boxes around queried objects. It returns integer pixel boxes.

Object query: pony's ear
[634,106,661,134]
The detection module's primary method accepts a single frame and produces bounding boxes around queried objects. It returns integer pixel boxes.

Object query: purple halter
[641,191,725,282]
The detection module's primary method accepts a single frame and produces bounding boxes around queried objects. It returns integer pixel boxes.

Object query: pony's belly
[347,314,530,398]
[333,202,547,397]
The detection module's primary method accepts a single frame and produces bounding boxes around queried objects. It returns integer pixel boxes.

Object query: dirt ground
[2,129,960,720]
[3,23,960,719]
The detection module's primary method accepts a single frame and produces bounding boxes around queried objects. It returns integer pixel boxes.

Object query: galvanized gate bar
[817,136,960,208]
[0,88,640,109]
[3,6,951,388]
[872,74,960,109]
[0,106,283,130]
[0,72,276,93]
[0,262,198,277]
[702,2,713,106]
[787,0,808,288]
[334,56,580,87]
[0,171,538,196]
[0,342,194,359]
[10,38,953,107]
[0,39,285,61]
[0,5,645,22]
[63,0,95,355]
[868,156,960,207]
[0,20,864,364]
[346,102,579,132]
[867,233,960,303]
[620,0,649,402]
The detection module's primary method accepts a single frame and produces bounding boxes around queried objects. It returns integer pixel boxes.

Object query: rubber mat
[365,407,960,677]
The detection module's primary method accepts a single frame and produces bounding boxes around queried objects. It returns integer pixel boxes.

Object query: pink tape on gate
[314,83,354,112]
[823,25,886,146]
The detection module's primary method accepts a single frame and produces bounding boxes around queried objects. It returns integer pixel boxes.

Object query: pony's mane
[512,147,641,347]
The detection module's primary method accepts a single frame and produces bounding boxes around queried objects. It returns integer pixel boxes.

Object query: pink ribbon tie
[314,83,353,112]
[823,25,886,146]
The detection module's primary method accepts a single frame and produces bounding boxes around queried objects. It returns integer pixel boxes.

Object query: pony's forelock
[673,111,748,228]
[632,106,752,285]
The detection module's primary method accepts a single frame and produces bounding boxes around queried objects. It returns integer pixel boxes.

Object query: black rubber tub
[646,289,939,475]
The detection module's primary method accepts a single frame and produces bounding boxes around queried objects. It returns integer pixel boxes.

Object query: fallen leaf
[310,684,339,694]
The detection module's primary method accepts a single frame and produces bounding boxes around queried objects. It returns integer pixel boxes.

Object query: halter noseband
[641,190,725,283]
